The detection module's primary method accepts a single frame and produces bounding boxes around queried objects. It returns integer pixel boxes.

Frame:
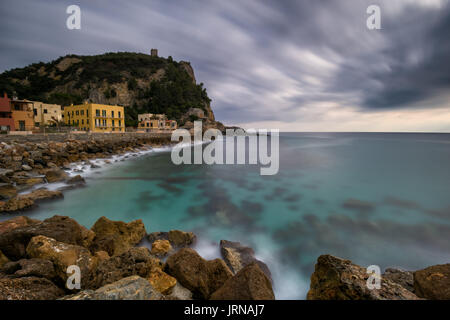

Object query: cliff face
[0,52,220,128]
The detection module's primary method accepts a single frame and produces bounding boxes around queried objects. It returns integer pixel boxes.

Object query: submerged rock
[0,276,64,300]
[210,263,275,300]
[414,263,450,300]
[89,216,146,257]
[61,276,163,300]
[164,248,232,299]
[66,175,85,185]
[220,240,272,282]
[307,255,420,300]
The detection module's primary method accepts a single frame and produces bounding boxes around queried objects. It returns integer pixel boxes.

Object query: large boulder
[307,255,420,300]
[89,216,146,257]
[0,216,41,234]
[1,258,56,280]
[220,240,272,281]
[414,263,450,300]
[61,276,163,300]
[26,235,97,288]
[87,246,176,295]
[210,263,275,300]
[0,276,64,300]
[0,183,18,200]
[151,240,173,257]
[164,248,233,299]
[44,168,69,183]
[0,215,95,260]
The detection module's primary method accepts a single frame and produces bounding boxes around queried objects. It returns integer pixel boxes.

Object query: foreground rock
[26,235,97,287]
[220,240,272,282]
[383,268,414,293]
[0,197,34,213]
[0,216,40,234]
[1,258,57,280]
[44,168,69,183]
[0,277,64,300]
[87,246,176,295]
[90,216,146,256]
[0,250,9,267]
[0,215,94,260]
[164,248,233,299]
[307,255,420,300]
[210,263,275,300]
[62,276,163,300]
[414,264,450,300]
[19,188,63,202]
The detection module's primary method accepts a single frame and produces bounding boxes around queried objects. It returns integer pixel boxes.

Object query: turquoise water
[4,133,450,299]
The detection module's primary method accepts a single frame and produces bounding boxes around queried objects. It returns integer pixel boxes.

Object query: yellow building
[137,113,177,132]
[64,103,125,132]
[32,101,62,126]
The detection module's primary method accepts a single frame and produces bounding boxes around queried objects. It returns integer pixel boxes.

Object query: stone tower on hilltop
[151,49,158,57]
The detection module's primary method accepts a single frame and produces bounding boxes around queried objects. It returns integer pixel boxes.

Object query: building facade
[64,103,125,132]
[138,113,177,132]
[0,93,15,132]
[32,101,62,126]
[11,99,34,131]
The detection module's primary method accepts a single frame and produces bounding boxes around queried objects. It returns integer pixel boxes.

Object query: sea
[2,132,450,299]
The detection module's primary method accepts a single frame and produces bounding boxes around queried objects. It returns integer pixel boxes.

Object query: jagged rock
[0,216,40,234]
[307,255,420,300]
[164,248,233,299]
[0,250,9,268]
[220,240,272,282]
[383,268,414,293]
[88,247,159,288]
[0,215,94,260]
[0,197,34,213]
[61,276,163,300]
[414,263,450,300]
[89,216,146,257]
[26,235,97,288]
[168,230,196,247]
[1,258,56,280]
[151,240,173,257]
[147,266,177,295]
[21,165,32,171]
[210,263,275,300]
[44,168,69,183]
[67,175,85,185]
[0,183,18,200]
[0,276,64,300]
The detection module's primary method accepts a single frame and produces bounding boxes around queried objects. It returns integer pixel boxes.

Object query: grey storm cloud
[0,0,449,126]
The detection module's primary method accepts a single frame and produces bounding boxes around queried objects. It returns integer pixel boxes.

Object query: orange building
[11,99,34,131]
[0,93,15,132]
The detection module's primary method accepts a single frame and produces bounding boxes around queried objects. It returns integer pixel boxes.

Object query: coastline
[0,133,174,215]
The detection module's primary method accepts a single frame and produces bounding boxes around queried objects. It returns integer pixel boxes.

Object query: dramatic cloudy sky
[1,0,449,131]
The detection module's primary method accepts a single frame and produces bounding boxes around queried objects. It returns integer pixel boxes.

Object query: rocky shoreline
[0,214,449,300]
[0,215,275,300]
[0,136,172,214]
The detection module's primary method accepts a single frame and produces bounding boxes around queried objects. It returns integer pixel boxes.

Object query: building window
[44,109,48,114]
[111,111,114,118]
[118,111,121,118]
[81,119,84,124]
[112,120,115,127]
[33,109,37,116]
[96,109,100,117]
[119,120,122,127]
[76,110,79,116]
[87,119,89,124]
[86,110,89,117]
[72,111,74,116]
[102,110,106,117]
[81,110,84,115]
